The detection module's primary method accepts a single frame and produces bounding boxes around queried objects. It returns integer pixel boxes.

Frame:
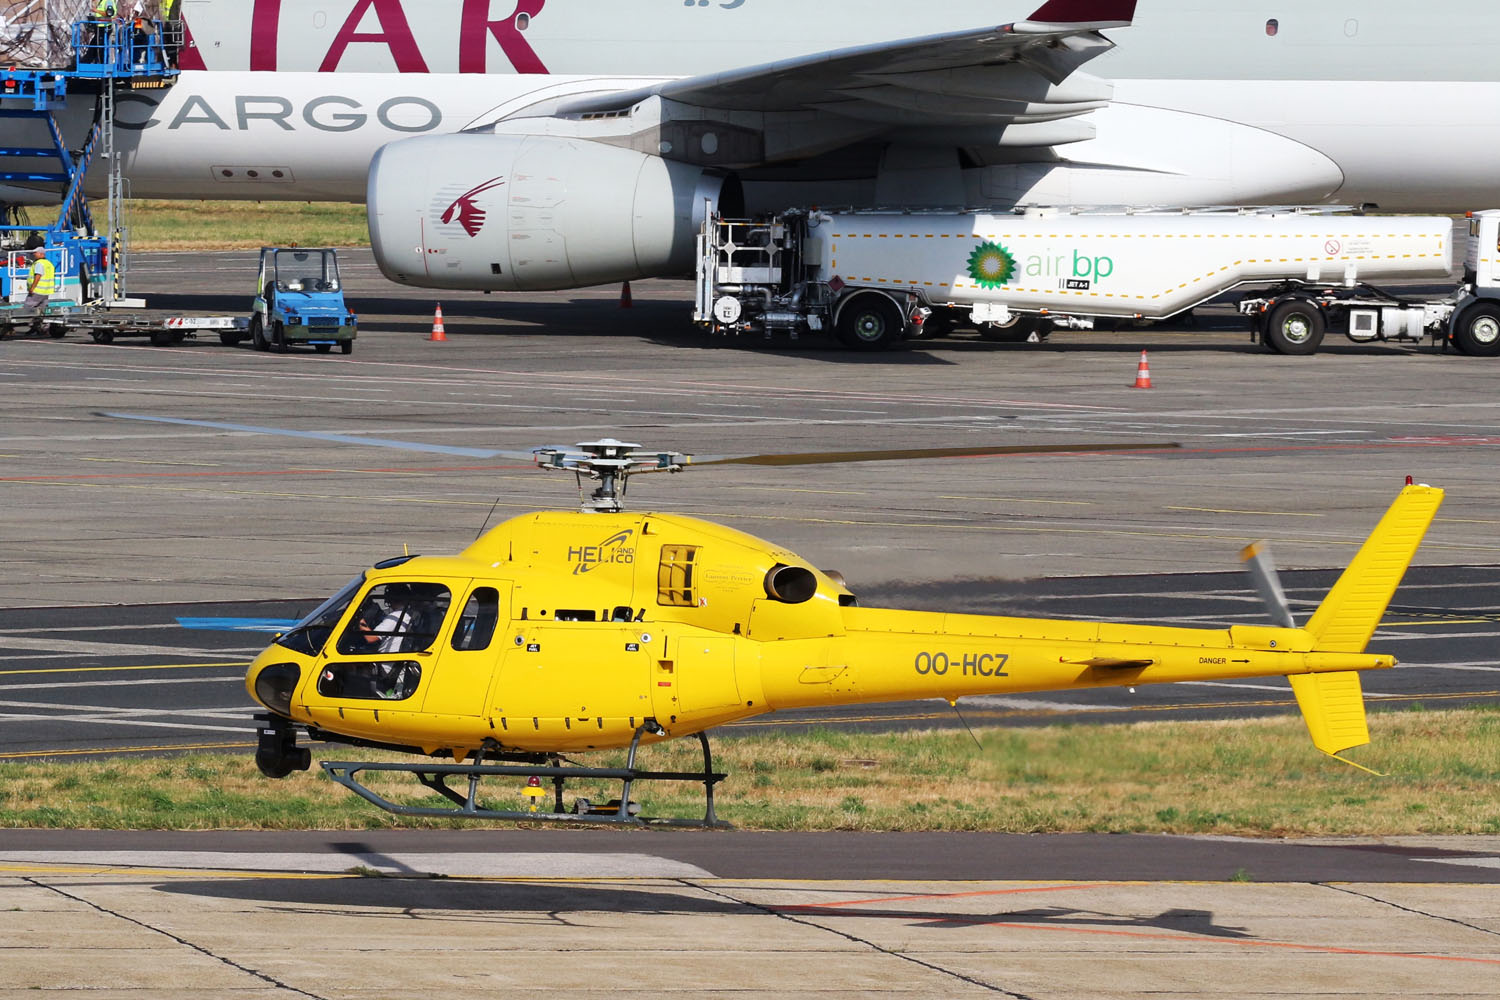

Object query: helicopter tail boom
[756,485,1442,761]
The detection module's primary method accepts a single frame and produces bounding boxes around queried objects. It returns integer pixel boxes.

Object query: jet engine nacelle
[368,134,724,291]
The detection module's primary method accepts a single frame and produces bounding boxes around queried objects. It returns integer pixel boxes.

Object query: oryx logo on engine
[439,177,507,237]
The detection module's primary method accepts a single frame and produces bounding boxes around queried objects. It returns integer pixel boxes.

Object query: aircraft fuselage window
[336,582,451,656]
[658,544,699,607]
[1265,18,1278,37]
[554,609,598,622]
[452,587,501,651]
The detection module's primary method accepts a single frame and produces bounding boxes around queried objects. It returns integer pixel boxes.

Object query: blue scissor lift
[1,18,178,331]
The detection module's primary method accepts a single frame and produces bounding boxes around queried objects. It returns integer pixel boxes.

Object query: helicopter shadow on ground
[785,904,1252,940]
[155,878,1252,940]
[156,876,748,923]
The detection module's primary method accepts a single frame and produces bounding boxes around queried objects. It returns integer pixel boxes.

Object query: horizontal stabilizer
[1288,670,1370,757]
[1304,485,1444,652]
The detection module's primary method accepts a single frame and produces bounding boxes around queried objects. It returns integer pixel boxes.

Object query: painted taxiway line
[0,851,714,878]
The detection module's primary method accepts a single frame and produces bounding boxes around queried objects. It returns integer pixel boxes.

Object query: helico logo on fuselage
[568,530,636,575]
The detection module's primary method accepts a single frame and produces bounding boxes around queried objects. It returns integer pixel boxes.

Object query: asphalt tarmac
[2,831,1498,998]
[2,563,1498,760]
[3,249,1498,997]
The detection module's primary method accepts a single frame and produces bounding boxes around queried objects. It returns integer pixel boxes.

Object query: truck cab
[1449,211,1500,357]
[247,247,357,354]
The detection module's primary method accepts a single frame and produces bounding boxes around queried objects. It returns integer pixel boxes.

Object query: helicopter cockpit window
[274,249,341,293]
[335,582,451,656]
[658,545,699,607]
[274,574,365,656]
[452,587,500,651]
[316,660,422,701]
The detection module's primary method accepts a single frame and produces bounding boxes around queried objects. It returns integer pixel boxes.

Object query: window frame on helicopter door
[310,580,456,704]
[421,583,512,717]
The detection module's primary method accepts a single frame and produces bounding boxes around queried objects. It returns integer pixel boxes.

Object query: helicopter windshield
[274,574,365,656]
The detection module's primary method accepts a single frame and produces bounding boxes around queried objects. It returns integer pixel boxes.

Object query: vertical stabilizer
[1289,671,1371,757]
[1304,485,1444,653]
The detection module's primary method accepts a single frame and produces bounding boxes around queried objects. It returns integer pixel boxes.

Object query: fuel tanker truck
[694,207,1500,357]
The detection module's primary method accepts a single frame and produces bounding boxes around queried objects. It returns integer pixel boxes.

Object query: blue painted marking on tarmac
[177,617,300,633]
[100,412,505,459]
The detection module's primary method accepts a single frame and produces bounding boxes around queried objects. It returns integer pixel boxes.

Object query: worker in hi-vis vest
[88,0,119,63]
[25,249,57,333]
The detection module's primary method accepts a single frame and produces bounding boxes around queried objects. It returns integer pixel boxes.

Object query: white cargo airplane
[14,0,1500,293]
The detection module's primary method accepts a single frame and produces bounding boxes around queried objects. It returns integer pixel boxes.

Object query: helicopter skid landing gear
[321,726,729,827]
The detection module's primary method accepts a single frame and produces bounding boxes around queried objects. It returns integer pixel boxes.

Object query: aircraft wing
[556,1,1136,137]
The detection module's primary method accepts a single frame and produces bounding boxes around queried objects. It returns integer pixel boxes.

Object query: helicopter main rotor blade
[100,412,514,459]
[695,442,1180,466]
[1240,540,1298,629]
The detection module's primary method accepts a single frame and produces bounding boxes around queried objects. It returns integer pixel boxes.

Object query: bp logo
[967,241,1016,288]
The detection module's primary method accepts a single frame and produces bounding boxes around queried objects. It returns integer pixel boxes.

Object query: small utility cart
[237,246,358,354]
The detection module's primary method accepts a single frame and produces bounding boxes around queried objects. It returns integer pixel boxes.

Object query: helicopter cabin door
[421,583,510,718]
[493,607,655,747]
[657,635,741,726]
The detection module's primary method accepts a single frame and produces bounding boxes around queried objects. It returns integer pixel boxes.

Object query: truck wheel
[1264,299,1325,355]
[91,330,113,344]
[251,316,268,352]
[1454,303,1500,357]
[272,321,289,354]
[340,341,354,355]
[836,295,903,350]
[46,323,67,339]
[150,329,175,346]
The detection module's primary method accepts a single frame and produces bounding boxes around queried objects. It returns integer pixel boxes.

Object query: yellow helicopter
[245,440,1443,825]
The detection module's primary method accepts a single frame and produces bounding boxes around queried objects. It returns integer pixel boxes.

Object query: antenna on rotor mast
[532,439,693,513]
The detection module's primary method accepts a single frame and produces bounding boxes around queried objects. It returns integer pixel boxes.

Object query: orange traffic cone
[1132,349,1152,389]
[428,303,447,342]
[619,281,632,308]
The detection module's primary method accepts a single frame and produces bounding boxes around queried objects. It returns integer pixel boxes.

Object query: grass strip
[3,707,1497,834]
[118,200,369,250]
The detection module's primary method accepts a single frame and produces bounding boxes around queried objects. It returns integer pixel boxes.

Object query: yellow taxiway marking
[0,662,243,677]
[1167,506,1323,516]
[0,741,254,760]
[1384,619,1499,626]
[7,479,507,508]
[0,863,341,879]
[5,482,1497,554]
[77,456,224,469]
[941,495,1093,505]
[735,487,866,495]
